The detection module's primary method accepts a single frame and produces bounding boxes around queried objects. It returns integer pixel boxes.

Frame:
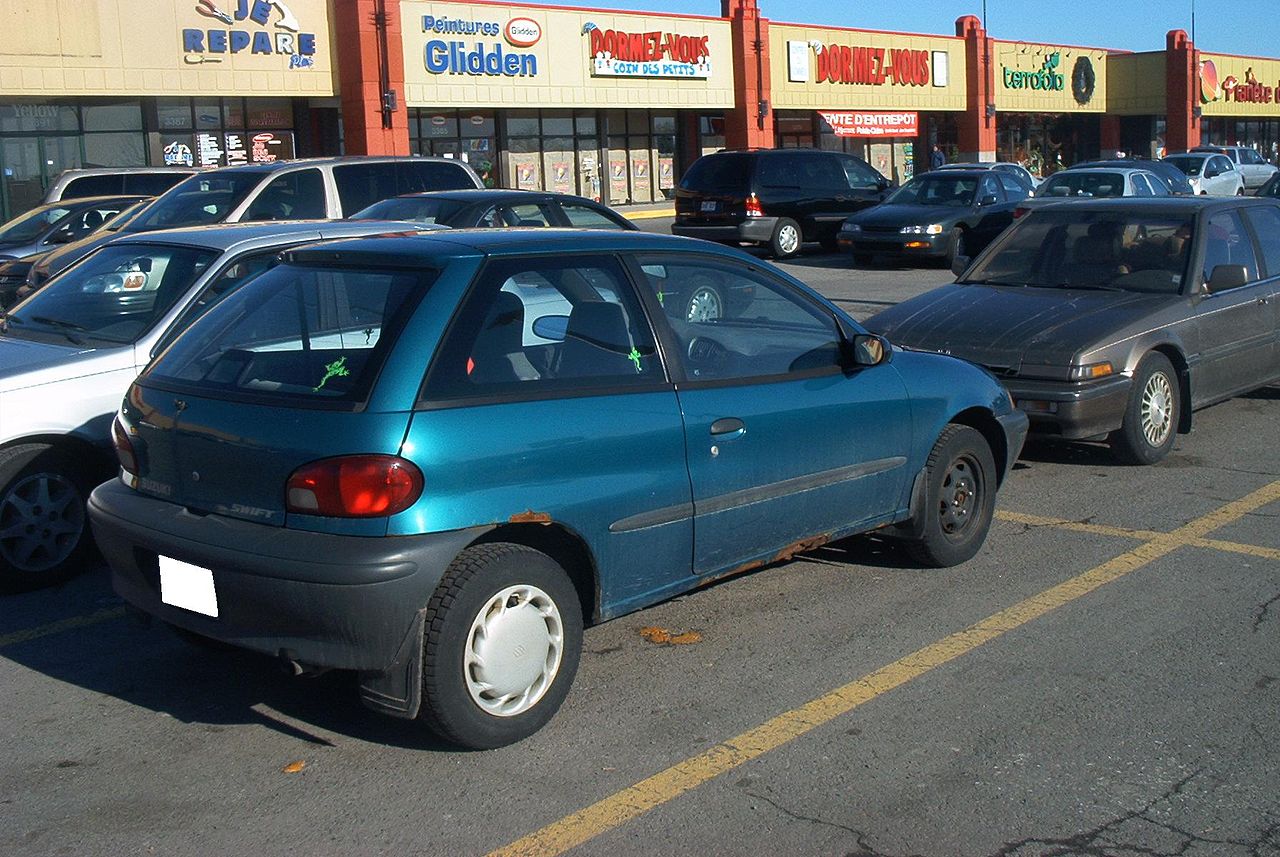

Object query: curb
[622,208,675,221]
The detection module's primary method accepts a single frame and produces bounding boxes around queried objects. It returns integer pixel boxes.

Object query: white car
[1190,145,1278,191]
[0,219,434,592]
[1162,153,1245,196]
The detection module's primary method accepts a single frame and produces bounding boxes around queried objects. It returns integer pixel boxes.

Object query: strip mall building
[2,0,1279,218]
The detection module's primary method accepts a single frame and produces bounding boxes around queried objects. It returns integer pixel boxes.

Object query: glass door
[0,135,82,220]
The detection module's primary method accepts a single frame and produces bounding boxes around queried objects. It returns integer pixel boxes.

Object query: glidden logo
[505,18,541,48]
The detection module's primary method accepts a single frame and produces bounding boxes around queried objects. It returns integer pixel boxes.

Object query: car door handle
[1259,296,1270,305]
[710,418,746,436]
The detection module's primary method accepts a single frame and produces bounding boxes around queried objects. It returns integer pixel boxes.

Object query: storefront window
[0,103,78,134]
[156,98,192,131]
[193,100,222,130]
[85,132,146,167]
[542,111,573,137]
[82,102,142,132]
[507,110,540,137]
[576,112,597,136]
[998,113,1100,175]
[699,115,725,155]
[247,99,292,130]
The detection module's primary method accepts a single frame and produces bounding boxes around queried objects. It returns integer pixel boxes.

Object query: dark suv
[672,148,890,258]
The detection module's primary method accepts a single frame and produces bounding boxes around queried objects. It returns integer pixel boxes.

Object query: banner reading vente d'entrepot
[819,111,919,137]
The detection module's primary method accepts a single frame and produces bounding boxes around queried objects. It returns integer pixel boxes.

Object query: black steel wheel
[902,425,996,567]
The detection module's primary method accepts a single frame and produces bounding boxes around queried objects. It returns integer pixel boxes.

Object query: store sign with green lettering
[1002,51,1096,105]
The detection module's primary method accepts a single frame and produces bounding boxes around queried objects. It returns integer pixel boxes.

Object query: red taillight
[112,416,137,476]
[1012,206,1029,219]
[745,193,763,217]
[286,455,423,518]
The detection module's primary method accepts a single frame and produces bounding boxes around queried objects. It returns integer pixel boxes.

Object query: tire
[902,425,997,568]
[683,278,725,322]
[818,232,839,252]
[852,252,875,266]
[0,444,96,593]
[418,543,583,749]
[769,218,802,259]
[1108,353,1179,465]
[945,227,968,269]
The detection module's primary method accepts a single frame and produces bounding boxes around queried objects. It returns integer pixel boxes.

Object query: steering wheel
[686,335,730,376]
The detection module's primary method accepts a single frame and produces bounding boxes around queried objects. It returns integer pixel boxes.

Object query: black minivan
[671,148,891,258]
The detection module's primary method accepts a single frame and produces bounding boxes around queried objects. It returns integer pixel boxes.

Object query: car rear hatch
[674,152,753,225]
[120,261,434,529]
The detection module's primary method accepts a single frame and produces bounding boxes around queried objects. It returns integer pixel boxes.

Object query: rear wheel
[1109,353,1179,465]
[902,425,996,568]
[0,444,96,593]
[769,218,802,259]
[418,543,583,749]
[945,227,968,269]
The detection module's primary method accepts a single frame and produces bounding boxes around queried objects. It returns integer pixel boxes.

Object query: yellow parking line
[997,510,1162,540]
[489,479,1280,857]
[1192,537,1280,562]
[0,605,128,649]
[622,208,674,221]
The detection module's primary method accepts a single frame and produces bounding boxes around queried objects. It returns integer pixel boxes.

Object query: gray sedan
[865,197,1280,465]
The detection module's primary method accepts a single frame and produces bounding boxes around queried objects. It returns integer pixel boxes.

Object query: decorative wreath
[1072,56,1096,105]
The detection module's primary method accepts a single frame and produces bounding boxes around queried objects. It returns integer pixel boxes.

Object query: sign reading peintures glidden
[422,14,538,77]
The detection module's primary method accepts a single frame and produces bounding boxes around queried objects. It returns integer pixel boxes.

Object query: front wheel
[418,543,583,749]
[945,227,968,269]
[769,218,802,259]
[0,444,95,593]
[1109,353,1179,465]
[902,425,997,568]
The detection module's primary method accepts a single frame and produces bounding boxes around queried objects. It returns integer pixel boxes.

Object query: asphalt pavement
[2,221,1277,857]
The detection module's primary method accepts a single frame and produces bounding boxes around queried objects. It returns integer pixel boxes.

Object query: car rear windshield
[143,263,433,407]
[130,171,263,230]
[2,242,218,345]
[963,210,1194,294]
[679,153,752,192]
[0,205,72,243]
[1038,172,1125,198]
[1163,156,1203,177]
[351,196,468,225]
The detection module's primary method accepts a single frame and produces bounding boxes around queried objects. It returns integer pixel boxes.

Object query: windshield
[885,175,977,206]
[352,197,468,225]
[1037,172,1126,198]
[130,171,263,231]
[2,242,218,345]
[1163,156,1203,177]
[962,210,1193,294]
[0,205,72,244]
[144,263,432,406]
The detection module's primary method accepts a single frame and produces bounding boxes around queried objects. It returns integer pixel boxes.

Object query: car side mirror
[531,314,569,341]
[978,194,1000,207]
[1205,264,1249,292]
[951,255,971,277]
[847,333,891,367]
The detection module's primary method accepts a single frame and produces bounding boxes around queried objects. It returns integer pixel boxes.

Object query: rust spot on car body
[693,533,833,590]
[508,510,552,524]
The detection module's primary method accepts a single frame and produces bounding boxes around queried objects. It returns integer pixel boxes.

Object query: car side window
[333,163,399,215]
[633,254,843,382]
[1216,156,1235,173]
[1132,175,1153,197]
[425,256,663,400]
[475,206,505,227]
[995,172,1025,196]
[1242,207,1280,279]
[1202,210,1260,290]
[757,154,802,188]
[504,203,556,227]
[979,174,1003,202]
[560,203,623,229]
[837,154,883,190]
[62,175,123,199]
[397,161,477,193]
[803,154,850,190]
[1147,174,1170,196]
[243,169,326,221]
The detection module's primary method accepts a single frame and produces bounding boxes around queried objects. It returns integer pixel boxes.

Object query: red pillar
[1165,29,1200,154]
[333,0,410,156]
[955,15,996,162]
[722,0,774,149]
[1100,115,1122,154]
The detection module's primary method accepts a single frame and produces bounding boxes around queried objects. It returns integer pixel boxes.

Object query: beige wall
[1107,52,1165,115]
[994,42,1109,113]
[401,1,735,109]
[770,24,966,112]
[1200,54,1280,118]
[0,0,337,97]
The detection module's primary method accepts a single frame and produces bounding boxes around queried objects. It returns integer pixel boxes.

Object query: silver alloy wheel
[776,223,800,256]
[0,471,84,573]
[685,286,722,322]
[1140,371,1174,448]
[464,583,564,717]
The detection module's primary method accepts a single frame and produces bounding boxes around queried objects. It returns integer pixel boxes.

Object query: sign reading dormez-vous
[586,23,712,79]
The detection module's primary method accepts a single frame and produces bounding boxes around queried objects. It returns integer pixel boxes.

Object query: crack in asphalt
[988,772,1280,857]
[1251,593,1280,633]
[739,788,922,857]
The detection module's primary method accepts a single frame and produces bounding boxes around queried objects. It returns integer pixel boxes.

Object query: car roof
[285,228,737,268]
[106,219,437,253]
[916,169,991,179]
[1026,197,1277,214]
[193,155,469,176]
[389,189,601,204]
[52,166,199,178]
[1043,167,1152,177]
[1164,152,1215,160]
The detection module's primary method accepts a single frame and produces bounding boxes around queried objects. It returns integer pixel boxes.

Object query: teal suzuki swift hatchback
[89,229,1027,749]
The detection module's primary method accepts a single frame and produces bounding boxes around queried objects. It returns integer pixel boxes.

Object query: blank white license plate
[159,556,219,617]
[700,200,718,212]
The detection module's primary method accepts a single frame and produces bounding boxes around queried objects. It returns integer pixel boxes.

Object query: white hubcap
[1141,372,1174,447]
[778,225,799,254]
[465,584,564,717]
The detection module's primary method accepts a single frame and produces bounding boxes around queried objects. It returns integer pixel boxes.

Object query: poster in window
[658,157,675,190]
[551,159,573,194]
[250,132,295,163]
[609,156,629,201]
[196,132,225,167]
[515,156,540,190]
[631,156,651,200]
[224,133,248,166]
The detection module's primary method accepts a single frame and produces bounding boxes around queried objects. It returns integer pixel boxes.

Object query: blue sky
[517,0,1269,57]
